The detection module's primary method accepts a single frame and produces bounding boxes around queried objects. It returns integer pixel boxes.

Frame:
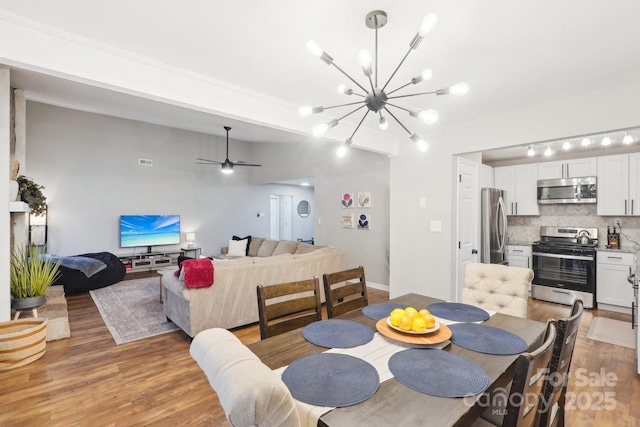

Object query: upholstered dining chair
[538,298,584,427]
[462,262,533,318]
[322,266,368,318]
[190,328,300,427]
[473,320,558,427]
[256,276,322,340]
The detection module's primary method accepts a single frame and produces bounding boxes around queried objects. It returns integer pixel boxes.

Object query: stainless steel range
[532,226,598,308]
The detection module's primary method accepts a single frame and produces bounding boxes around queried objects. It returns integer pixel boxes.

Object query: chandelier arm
[381,46,414,92]
[348,110,372,142]
[386,81,413,96]
[387,90,439,100]
[384,102,411,113]
[383,107,412,135]
[366,73,376,94]
[375,22,379,88]
[335,104,368,123]
[330,62,368,93]
[322,100,367,111]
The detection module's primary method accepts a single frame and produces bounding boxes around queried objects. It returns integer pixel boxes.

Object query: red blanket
[178,258,214,288]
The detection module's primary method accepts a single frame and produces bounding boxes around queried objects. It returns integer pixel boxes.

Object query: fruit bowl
[386,317,439,334]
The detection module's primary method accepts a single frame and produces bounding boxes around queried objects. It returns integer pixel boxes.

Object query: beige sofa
[162,239,345,337]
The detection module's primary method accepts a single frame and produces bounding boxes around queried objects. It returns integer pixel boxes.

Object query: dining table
[247,293,546,427]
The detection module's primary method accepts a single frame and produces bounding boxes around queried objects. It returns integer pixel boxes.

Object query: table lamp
[186,232,196,248]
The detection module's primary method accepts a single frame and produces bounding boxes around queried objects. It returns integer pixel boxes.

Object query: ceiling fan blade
[233,163,261,167]
[196,158,223,164]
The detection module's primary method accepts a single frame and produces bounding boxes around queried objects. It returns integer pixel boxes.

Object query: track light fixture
[527,145,535,157]
[601,134,612,146]
[623,132,633,144]
[301,10,468,157]
[523,128,637,160]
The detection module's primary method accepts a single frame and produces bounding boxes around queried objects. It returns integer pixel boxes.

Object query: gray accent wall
[25,102,390,286]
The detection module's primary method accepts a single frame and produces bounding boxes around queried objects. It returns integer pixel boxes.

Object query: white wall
[390,80,640,299]
[24,102,390,287]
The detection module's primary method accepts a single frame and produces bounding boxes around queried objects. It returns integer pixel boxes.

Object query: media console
[118,251,183,273]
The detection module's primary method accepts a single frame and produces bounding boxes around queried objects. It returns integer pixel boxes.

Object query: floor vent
[138,159,153,166]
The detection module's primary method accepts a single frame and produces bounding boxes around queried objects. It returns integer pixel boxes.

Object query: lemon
[404,307,418,316]
[399,315,412,331]
[418,309,430,319]
[412,317,427,332]
[390,308,405,318]
[389,311,403,326]
[423,314,436,329]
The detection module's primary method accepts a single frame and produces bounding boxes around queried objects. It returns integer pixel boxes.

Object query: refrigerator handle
[497,196,507,253]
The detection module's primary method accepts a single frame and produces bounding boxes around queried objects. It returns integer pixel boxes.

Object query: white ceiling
[2,1,640,159]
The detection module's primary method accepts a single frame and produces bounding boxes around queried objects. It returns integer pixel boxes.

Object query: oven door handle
[532,252,594,261]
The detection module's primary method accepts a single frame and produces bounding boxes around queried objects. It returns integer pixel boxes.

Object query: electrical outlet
[614,218,622,228]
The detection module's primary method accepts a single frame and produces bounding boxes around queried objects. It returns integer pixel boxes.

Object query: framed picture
[357,213,370,230]
[358,192,371,208]
[341,193,354,208]
[341,213,355,229]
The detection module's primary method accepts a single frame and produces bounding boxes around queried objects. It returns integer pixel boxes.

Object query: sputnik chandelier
[300,10,468,157]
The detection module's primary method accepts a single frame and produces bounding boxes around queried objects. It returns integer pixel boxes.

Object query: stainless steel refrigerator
[481,188,508,265]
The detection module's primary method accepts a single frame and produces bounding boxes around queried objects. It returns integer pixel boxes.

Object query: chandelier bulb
[418,14,438,36]
[411,69,433,84]
[418,109,438,125]
[336,145,348,158]
[601,135,612,146]
[299,106,312,117]
[527,145,535,157]
[450,82,469,95]
[410,133,429,152]
[337,84,353,95]
[312,123,329,137]
[306,40,323,57]
[562,140,571,150]
[357,49,373,76]
[378,116,389,130]
[581,137,591,146]
[623,132,634,144]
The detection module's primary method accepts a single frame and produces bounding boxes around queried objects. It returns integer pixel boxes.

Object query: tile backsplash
[507,204,640,249]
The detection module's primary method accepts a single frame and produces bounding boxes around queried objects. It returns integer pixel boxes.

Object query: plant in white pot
[10,245,62,314]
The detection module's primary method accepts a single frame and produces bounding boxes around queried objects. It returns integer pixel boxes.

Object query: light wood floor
[2,273,639,426]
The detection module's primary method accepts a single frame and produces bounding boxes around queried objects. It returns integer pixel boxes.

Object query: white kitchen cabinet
[507,245,533,292]
[537,158,597,180]
[597,153,640,216]
[596,251,636,311]
[494,164,539,215]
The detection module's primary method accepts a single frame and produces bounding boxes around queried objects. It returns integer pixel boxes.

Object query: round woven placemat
[282,353,380,407]
[426,302,490,322]
[303,319,374,348]
[362,302,407,320]
[389,348,488,397]
[449,322,527,355]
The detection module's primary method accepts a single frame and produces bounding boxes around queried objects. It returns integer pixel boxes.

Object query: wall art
[358,192,371,208]
[341,193,354,208]
[341,213,355,229]
[357,213,370,230]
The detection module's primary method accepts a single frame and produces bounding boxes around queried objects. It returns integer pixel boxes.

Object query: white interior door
[281,195,293,241]
[269,196,279,240]
[456,158,479,301]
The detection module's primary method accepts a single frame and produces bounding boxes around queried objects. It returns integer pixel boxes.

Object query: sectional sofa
[161,238,345,337]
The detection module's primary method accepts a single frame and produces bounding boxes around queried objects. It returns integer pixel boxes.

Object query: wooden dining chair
[537,299,584,427]
[473,319,557,427]
[322,266,368,318]
[256,276,322,340]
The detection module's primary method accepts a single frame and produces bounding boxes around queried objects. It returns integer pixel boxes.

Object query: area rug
[587,317,635,349]
[90,277,179,345]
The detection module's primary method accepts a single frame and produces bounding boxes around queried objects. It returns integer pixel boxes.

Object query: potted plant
[10,245,62,311]
[16,175,47,216]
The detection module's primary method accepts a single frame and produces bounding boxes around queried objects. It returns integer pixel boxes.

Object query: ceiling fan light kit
[301,10,468,157]
[196,126,261,173]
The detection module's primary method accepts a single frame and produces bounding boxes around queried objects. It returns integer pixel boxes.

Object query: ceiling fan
[196,126,261,174]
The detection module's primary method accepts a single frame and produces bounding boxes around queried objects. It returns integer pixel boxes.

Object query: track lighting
[544,145,553,157]
[601,135,612,146]
[527,145,535,157]
[623,132,634,144]
[581,137,591,147]
[562,140,571,150]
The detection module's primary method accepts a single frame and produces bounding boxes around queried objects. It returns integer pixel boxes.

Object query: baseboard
[367,281,389,292]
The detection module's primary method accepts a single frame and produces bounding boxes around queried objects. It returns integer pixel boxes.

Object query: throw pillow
[272,241,299,255]
[256,239,279,257]
[228,239,248,257]
[248,237,265,256]
[232,235,252,256]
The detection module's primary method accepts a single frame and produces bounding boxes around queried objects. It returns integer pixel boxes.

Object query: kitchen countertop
[506,241,532,247]
[596,246,639,254]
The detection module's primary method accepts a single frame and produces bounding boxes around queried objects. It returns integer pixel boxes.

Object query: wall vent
[138,158,153,166]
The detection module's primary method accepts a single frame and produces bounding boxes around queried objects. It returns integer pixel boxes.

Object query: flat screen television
[120,215,181,251]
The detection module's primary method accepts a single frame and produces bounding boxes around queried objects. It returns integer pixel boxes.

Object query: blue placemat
[389,349,489,397]
[282,353,380,407]
[303,319,374,348]
[426,302,490,322]
[449,322,528,355]
[362,302,406,320]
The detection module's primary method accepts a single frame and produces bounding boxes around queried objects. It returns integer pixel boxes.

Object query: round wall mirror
[297,200,311,218]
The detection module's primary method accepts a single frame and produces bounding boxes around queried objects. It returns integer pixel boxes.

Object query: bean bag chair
[51,252,126,295]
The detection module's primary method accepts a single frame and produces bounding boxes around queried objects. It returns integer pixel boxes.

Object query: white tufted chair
[190,328,300,427]
[462,262,532,318]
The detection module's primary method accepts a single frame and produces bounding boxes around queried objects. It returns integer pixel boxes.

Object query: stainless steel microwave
[537,176,597,204]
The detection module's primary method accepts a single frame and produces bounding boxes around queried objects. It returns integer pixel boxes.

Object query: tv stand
[118,250,183,273]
